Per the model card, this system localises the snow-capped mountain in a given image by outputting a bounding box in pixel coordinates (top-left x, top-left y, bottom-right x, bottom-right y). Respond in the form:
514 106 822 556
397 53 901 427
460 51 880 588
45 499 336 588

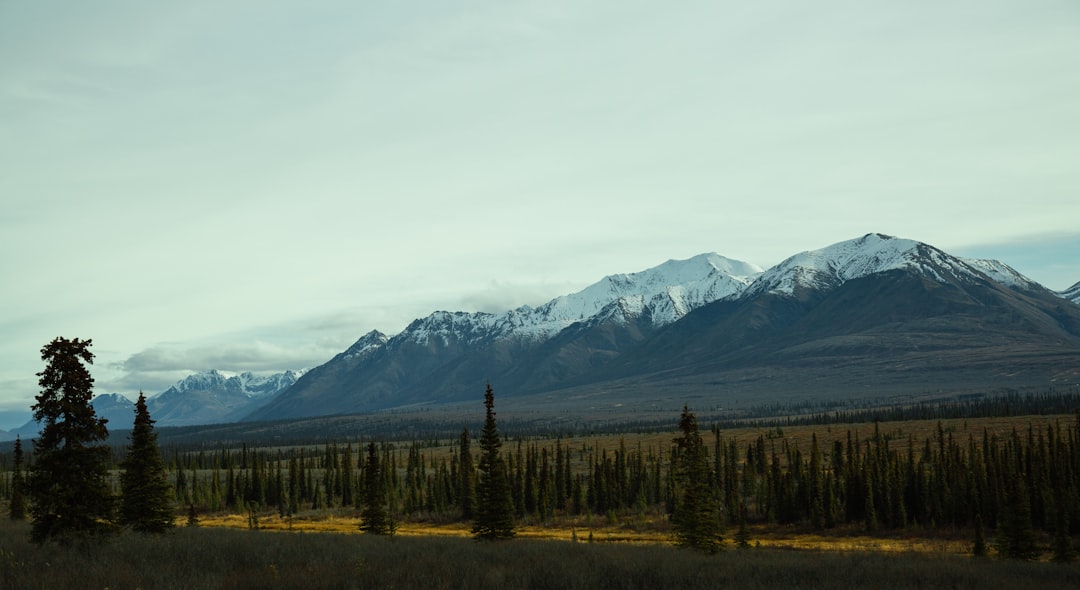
248 232 1080 422
149 369 305 427
5 393 137 440
248 253 762 420
91 393 137 426
395 252 763 347
748 233 1041 298
155 369 304 399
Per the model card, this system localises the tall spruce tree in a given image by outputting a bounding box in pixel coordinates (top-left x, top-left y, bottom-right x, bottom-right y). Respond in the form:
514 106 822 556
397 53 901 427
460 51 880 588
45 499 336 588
119 392 175 533
672 405 724 553
472 384 515 540
360 442 390 534
458 428 475 519
29 337 115 543
8 436 28 520
997 473 1040 560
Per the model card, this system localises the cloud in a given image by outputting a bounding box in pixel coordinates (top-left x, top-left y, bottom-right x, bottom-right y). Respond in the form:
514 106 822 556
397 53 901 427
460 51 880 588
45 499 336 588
458 280 584 314
103 337 342 397
116 340 332 374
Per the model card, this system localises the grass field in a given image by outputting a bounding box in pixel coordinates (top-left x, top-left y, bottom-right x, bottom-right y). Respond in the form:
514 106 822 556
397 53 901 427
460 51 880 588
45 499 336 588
2 519 1078 590
196 512 982 555
4 412 1078 587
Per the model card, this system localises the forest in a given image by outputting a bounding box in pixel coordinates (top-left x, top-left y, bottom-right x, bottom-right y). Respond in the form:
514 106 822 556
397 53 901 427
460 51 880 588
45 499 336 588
3 349 1080 589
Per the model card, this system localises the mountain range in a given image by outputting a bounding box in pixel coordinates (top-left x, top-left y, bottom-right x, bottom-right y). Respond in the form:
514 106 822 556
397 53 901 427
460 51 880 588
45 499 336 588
5 232 1077 439
2 370 303 440
247 233 1080 422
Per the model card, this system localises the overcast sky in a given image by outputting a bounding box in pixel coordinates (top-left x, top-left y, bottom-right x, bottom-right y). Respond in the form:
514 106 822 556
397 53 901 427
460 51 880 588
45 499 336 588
2 1 1079 429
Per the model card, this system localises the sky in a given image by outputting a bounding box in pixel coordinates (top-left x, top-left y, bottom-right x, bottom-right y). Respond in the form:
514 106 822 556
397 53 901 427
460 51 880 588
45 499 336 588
2 0 1079 429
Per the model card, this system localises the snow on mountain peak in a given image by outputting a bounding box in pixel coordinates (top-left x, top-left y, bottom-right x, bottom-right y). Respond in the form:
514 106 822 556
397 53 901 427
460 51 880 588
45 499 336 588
343 330 388 360
385 253 763 350
402 252 764 346
529 253 762 331
161 368 304 399
748 233 1047 297
751 233 957 295
961 258 1041 291
1061 281 1080 304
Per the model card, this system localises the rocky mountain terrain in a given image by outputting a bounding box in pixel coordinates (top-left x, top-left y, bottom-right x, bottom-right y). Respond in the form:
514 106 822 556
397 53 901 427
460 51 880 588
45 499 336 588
247 233 1080 421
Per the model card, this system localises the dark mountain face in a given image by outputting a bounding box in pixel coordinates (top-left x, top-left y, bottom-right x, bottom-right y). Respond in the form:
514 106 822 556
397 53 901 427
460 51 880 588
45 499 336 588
246 235 1080 422
606 268 1080 401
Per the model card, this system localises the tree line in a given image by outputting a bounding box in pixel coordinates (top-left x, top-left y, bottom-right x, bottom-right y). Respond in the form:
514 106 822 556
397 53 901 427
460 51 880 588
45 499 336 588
2 337 1079 559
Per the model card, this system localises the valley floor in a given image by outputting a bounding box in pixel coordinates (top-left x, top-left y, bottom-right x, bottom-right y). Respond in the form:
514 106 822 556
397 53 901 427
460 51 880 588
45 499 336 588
198 512 1003 558
2 519 1078 590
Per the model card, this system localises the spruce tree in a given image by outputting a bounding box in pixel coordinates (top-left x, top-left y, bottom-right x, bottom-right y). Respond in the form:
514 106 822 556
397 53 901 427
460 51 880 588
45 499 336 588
997 474 1040 560
734 504 751 549
973 513 988 557
472 384 515 540
458 428 475 519
360 442 390 534
672 405 723 553
8 436 28 520
1051 497 1075 563
29 337 116 544
119 392 175 533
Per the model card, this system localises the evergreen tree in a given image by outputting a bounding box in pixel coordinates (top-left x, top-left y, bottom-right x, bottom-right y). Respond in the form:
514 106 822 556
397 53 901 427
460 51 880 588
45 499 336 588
360 442 390 534
472 384 515 540
186 503 200 527
8 436 28 520
973 513 988 557
119 392 175 533
1051 497 1075 563
458 428 475 519
997 474 1040 560
672 406 723 553
28 337 116 544
734 504 752 549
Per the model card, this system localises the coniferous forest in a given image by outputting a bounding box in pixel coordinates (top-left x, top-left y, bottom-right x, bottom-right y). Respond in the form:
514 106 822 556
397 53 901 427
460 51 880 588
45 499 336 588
2 354 1080 588
10 405 1067 551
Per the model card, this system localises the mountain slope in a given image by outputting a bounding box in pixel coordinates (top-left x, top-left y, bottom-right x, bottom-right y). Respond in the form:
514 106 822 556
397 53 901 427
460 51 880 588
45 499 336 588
7 393 137 440
602 234 1080 399
247 254 762 420
249 233 1080 421
1062 281 1080 305
148 369 304 426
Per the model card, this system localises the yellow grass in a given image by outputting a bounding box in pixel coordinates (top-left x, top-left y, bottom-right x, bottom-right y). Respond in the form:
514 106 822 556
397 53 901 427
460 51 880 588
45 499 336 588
196 513 977 555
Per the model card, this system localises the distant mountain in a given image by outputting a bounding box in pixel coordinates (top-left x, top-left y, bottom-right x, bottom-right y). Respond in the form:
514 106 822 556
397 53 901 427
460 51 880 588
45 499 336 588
5 393 136 440
91 393 138 428
0 370 304 440
148 369 305 427
246 233 1080 421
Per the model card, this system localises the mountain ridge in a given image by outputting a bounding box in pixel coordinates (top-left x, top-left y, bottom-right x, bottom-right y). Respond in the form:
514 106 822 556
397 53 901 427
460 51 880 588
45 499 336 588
246 252 760 420
248 233 1080 422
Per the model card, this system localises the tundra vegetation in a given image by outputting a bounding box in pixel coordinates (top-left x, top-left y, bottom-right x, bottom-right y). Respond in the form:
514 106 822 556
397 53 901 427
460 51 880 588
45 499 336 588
0 340 1079 586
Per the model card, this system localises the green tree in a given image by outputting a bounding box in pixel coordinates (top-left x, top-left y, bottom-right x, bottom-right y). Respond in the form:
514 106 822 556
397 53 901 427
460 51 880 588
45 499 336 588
672 405 723 553
8 436 28 520
28 337 116 543
360 442 390 534
458 428 475 519
472 384 515 540
973 513 988 557
997 474 1040 560
119 392 175 533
